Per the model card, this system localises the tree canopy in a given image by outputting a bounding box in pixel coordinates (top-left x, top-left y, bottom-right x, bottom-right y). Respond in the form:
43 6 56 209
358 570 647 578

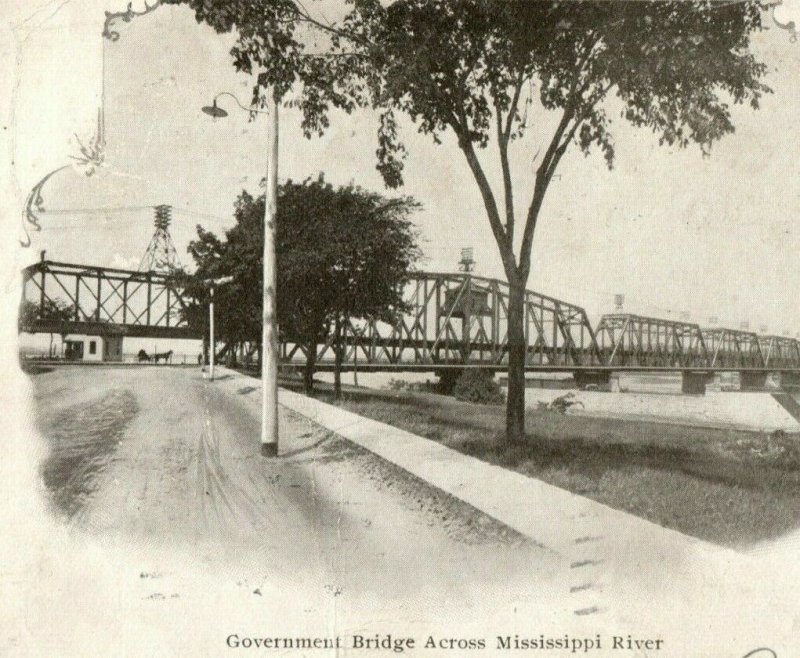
183 176 421 389
19 298 73 327
341 0 769 279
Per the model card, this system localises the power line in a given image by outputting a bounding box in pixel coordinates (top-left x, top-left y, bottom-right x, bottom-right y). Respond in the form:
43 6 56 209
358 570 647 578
171 208 231 225
36 205 233 226
37 205 155 215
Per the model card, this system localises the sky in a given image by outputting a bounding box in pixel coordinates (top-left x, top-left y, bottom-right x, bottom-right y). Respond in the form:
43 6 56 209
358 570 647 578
5 0 800 335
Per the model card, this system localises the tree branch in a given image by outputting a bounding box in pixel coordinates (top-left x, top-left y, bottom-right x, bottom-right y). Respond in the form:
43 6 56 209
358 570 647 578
450 109 516 280
503 69 526 143
495 69 525 245
285 0 372 47
515 36 607 281
517 110 579 280
496 103 515 245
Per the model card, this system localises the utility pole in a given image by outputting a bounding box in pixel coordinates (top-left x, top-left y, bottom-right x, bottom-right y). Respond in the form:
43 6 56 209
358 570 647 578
210 285 216 381
202 91 279 456
261 93 279 456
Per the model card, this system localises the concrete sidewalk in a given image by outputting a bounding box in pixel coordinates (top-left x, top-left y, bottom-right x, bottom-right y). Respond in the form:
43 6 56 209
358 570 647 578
211 368 749 615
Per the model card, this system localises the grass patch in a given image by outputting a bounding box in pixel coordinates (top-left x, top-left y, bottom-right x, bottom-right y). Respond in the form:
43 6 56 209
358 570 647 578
292 380 800 548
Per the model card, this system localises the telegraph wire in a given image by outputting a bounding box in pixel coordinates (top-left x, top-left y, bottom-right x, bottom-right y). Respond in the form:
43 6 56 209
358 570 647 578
36 205 154 215
34 205 233 227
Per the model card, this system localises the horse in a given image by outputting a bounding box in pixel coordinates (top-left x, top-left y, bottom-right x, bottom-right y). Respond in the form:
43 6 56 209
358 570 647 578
153 350 173 364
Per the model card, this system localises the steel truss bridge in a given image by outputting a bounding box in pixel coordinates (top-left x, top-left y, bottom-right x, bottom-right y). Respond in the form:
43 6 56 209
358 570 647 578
20 259 195 340
19 259 800 372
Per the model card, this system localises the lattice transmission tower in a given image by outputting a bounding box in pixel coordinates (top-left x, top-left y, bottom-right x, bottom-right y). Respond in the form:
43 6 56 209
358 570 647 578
139 204 181 272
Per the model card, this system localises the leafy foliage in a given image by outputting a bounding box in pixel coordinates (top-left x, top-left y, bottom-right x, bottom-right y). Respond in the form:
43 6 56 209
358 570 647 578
453 369 504 406
182 176 421 387
340 0 769 280
19 298 73 326
162 0 366 132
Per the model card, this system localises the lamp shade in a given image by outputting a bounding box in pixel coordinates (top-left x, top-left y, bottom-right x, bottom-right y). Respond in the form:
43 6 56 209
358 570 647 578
201 100 228 118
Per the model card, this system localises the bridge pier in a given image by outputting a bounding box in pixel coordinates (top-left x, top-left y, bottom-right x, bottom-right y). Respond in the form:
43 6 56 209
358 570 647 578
738 371 768 391
706 371 800 392
573 371 611 390
706 372 740 392
764 371 800 391
681 371 710 395
781 372 800 390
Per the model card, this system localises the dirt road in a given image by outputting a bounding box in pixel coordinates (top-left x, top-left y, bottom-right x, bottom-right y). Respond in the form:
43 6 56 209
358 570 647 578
19 365 569 655
7 365 800 656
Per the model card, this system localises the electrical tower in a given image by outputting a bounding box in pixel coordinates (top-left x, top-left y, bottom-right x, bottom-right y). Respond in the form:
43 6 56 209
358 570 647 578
139 205 181 272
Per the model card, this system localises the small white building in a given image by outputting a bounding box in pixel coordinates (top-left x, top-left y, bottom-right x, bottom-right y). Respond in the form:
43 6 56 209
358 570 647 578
64 334 124 362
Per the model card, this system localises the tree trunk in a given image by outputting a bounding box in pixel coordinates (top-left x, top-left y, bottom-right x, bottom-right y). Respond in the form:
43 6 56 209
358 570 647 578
333 317 343 399
506 280 527 445
49 333 54 358
303 342 317 394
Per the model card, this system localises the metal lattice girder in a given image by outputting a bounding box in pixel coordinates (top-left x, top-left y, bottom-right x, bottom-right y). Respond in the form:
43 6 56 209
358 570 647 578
294 272 602 368
758 335 800 369
702 328 764 368
596 313 709 367
23 259 800 373
19 259 197 339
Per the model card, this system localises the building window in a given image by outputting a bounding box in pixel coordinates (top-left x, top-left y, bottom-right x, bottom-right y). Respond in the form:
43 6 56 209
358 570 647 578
89 340 97 355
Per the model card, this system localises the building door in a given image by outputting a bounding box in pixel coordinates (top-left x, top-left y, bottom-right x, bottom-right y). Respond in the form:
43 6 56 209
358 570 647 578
65 341 84 361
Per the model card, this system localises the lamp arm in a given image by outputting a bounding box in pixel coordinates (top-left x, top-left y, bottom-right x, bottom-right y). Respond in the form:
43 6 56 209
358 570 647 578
214 92 271 116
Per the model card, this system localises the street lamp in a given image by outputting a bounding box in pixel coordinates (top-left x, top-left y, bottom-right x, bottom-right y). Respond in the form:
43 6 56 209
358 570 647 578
202 91 279 457
206 275 234 382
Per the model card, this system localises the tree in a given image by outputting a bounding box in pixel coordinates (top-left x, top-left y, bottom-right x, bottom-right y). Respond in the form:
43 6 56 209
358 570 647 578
19 298 74 357
344 0 770 444
171 0 769 444
184 177 421 393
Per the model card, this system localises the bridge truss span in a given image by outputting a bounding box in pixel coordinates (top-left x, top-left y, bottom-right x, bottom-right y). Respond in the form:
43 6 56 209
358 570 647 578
286 272 603 369
758 335 800 369
19 259 800 372
702 328 764 368
596 314 708 368
19 259 198 339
